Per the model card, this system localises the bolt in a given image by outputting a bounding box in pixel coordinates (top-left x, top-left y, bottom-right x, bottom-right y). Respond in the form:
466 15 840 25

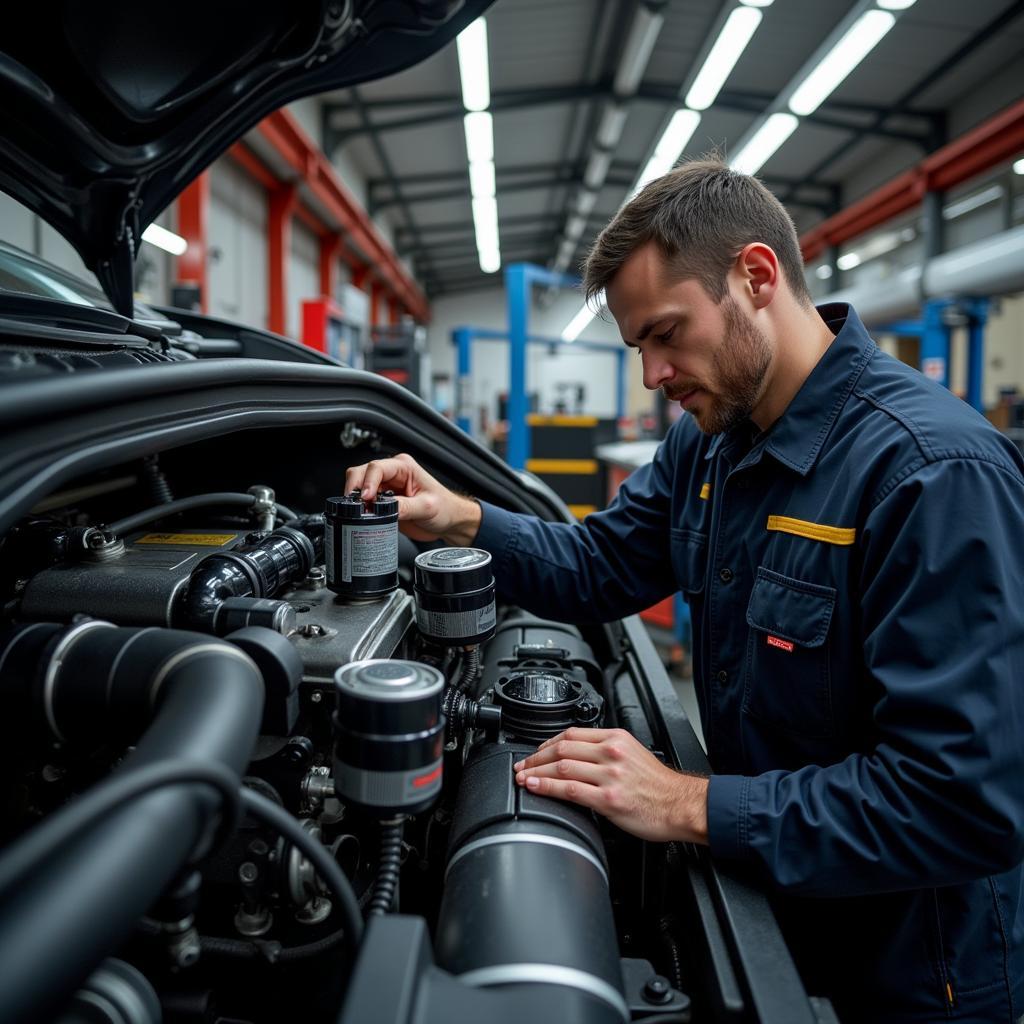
310 691 323 704
298 623 327 638
238 862 259 884
642 976 672 1005
41 764 65 783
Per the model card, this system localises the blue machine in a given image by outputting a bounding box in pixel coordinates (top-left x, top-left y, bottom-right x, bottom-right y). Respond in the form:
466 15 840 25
452 262 627 471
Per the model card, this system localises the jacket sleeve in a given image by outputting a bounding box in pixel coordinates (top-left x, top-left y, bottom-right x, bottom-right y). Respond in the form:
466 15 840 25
471 418 698 623
707 455 1024 896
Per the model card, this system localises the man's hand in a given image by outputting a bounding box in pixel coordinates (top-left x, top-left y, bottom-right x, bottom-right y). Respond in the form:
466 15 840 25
344 453 481 544
513 727 709 844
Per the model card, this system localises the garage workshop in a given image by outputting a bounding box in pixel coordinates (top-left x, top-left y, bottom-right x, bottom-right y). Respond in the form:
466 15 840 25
1 2 1023 1022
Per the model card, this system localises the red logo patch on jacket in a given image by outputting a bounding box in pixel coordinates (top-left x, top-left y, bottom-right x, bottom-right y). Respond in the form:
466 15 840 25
766 635 795 653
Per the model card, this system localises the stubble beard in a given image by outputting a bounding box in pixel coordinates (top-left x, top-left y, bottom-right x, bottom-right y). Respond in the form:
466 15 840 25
667 296 772 435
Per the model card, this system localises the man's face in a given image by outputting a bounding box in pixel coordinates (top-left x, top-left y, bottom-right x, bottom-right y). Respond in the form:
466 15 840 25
606 242 773 435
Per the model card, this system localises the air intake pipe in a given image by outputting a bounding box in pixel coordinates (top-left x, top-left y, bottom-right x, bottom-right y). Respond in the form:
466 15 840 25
0 621 264 1024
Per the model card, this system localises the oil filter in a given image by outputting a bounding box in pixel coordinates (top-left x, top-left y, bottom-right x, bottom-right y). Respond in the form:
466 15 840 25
333 659 445 815
324 491 398 599
413 548 496 646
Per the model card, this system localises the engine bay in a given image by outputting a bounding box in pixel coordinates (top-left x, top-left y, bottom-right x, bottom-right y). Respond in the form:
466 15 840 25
0 421 819 1024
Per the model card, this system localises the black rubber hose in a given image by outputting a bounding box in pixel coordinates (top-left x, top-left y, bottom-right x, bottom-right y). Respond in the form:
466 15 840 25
368 819 404 917
199 926 349 963
241 787 364 956
108 492 297 536
0 625 263 1024
455 646 481 695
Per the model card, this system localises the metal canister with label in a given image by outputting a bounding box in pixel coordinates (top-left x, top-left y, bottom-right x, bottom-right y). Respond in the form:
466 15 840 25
413 547 496 647
324 490 399 600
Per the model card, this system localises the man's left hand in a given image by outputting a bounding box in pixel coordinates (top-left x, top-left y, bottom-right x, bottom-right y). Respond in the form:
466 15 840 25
513 727 709 844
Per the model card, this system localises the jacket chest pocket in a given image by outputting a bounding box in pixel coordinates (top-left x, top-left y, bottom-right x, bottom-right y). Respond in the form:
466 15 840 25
743 567 837 739
669 528 708 598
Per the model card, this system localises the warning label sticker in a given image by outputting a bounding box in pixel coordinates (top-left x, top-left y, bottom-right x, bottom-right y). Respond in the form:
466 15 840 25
135 533 236 546
417 601 495 639
340 523 398 581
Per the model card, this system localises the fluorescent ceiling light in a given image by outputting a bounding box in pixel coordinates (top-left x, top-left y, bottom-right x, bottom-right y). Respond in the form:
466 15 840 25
685 6 763 111
576 189 598 216
740 0 774 6
877 0 915 9
565 215 586 240
142 223 188 256
469 160 495 198
472 195 499 253
597 106 629 149
463 112 493 163
456 18 490 112
1012 157 1024 175
631 109 702 197
729 112 798 175
836 252 861 271
584 150 613 190
478 247 501 274
788 10 895 116
557 239 577 266
942 184 1004 221
614 5 664 95
815 264 833 279
561 291 605 343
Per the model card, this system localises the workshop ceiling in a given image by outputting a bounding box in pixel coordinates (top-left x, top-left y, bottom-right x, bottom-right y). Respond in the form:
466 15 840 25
321 0 1024 298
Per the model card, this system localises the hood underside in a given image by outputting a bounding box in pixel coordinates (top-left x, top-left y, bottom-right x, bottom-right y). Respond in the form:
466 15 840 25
0 0 489 316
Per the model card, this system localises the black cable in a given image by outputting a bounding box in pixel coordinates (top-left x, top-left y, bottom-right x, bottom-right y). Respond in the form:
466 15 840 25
0 760 241 894
199 926 348 963
240 788 363 955
455 646 480 695
368 819 404 917
108 492 297 537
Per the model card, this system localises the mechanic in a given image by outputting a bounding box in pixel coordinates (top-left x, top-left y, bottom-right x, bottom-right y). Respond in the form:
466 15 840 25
345 159 1024 1023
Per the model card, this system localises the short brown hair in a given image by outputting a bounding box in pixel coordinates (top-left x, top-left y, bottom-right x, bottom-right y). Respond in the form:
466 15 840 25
583 157 812 307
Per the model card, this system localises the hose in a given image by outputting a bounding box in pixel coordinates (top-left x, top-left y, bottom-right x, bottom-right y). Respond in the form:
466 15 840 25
109 492 297 537
658 913 686 992
199 927 348 963
368 818 404 917
455 645 481 695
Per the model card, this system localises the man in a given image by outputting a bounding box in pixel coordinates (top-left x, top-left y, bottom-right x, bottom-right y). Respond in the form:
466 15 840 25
346 159 1024 1022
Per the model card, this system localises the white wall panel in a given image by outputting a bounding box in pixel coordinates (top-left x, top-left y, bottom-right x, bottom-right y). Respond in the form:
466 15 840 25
209 158 267 329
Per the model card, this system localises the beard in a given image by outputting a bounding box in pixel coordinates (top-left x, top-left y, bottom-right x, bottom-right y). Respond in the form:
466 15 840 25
664 296 772 435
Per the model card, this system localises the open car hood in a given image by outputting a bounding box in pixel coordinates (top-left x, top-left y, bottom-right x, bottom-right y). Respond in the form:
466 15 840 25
0 0 488 316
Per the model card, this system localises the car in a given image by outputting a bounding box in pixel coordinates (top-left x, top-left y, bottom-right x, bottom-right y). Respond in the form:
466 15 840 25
0 5 833 1023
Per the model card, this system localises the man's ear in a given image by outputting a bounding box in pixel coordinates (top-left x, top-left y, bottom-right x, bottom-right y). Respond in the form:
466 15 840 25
732 243 779 310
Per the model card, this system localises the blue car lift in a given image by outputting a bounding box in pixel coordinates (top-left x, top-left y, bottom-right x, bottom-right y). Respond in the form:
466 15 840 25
877 296 989 410
452 262 628 470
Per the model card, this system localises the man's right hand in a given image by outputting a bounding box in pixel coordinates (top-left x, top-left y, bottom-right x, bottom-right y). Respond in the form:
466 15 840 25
343 453 481 545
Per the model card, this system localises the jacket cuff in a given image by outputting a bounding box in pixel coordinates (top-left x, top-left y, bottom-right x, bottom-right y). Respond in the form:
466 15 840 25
471 500 518 573
706 774 751 861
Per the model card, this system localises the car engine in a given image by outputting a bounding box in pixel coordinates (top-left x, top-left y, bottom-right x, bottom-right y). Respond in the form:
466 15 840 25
0 427 823 1024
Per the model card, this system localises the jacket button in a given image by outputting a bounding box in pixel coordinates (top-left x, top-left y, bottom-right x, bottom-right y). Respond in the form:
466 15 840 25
719 567 733 582
716 670 728 683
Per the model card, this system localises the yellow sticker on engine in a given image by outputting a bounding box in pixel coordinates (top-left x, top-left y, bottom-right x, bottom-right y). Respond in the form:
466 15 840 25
134 533 237 546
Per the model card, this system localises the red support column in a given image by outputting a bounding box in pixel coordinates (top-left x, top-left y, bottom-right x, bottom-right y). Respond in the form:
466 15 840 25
370 281 385 327
268 185 297 336
352 265 370 291
319 233 343 299
388 297 401 325
175 172 210 312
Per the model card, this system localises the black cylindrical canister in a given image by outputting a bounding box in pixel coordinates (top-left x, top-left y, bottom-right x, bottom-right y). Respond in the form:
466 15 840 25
333 659 445 816
413 548 496 646
324 491 398 599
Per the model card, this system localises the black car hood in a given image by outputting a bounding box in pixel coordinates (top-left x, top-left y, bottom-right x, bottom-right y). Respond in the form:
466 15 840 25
0 1 488 317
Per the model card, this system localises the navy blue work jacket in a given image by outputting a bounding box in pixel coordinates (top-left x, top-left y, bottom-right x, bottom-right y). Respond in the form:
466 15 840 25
474 304 1024 1022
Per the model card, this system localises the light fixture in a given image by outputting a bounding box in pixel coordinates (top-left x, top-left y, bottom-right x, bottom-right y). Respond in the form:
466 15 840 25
877 0 915 9
596 105 629 149
942 184 1004 221
631 109 703 197
685 6 763 111
836 252 862 271
815 264 833 279
740 0 774 6
469 160 496 198
143 223 188 256
1013 157 1024 175
788 10 895 116
478 247 501 274
576 189 598 216
463 112 493 163
472 196 499 254
456 18 490 112
584 150 614 190
565 215 586 240
561 290 606 343
613 5 665 95
729 112 798 175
